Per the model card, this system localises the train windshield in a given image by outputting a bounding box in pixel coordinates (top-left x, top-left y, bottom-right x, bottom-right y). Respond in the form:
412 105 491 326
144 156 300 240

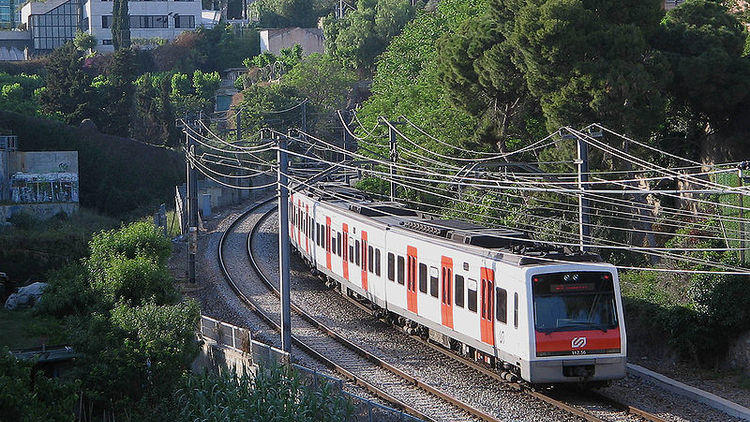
532 272 618 333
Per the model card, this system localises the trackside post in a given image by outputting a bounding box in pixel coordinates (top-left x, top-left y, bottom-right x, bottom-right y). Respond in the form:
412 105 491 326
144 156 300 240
277 133 292 353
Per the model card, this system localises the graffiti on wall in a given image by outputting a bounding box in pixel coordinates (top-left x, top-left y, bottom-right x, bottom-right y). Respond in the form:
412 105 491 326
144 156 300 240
10 172 79 204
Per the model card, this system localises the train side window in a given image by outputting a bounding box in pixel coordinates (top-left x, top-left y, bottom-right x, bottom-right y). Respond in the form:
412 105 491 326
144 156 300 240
387 253 395 281
375 249 381 276
418 263 427 293
368 246 374 273
429 267 439 298
349 240 354 263
455 275 464 308
513 292 518 328
337 233 342 257
496 287 507 323
316 224 321 246
467 278 477 312
355 240 360 265
397 256 405 285
331 231 336 254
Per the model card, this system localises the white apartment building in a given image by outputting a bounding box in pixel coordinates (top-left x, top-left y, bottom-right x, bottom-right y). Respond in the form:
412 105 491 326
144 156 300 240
20 0 205 53
86 0 202 51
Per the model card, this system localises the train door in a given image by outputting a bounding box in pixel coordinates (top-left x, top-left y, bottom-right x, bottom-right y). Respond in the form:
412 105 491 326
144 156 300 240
441 256 454 329
480 267 495 345
325 217 331 270
342 223 349 280
406 246 418 313
305 205 309 254
361 231 368 291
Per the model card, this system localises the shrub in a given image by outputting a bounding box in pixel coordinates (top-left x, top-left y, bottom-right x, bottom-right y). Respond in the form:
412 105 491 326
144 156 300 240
0 346 78 421
88 221 172 272
172 365 353 422
91 257 177 307
35 264 95 317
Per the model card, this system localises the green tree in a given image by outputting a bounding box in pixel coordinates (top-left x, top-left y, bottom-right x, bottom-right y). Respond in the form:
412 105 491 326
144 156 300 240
653 0 750 161
322 0 417 74
100 48 137 135
437 12 533 152
282 53 356 112
510 0 667 138
112 0 131 50
74 30 97 51
40 42 94 124
252 0 329 27
91 256 177 307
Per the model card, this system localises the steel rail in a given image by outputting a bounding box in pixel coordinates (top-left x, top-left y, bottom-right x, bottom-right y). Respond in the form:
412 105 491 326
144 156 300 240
247 204 510 422
218 198 434 422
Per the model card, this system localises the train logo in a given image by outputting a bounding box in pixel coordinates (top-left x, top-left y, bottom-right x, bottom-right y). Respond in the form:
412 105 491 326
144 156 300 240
571 337 587 348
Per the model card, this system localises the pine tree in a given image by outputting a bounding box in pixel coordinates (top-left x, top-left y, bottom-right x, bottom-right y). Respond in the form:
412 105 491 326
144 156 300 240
40 42 94 124
112 0 131 50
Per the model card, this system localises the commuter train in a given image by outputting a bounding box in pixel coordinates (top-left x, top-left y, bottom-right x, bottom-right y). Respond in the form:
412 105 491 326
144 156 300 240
286 184 627 385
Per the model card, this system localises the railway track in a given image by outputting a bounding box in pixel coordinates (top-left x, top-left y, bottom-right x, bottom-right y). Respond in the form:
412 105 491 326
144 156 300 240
219 198 670 422
219 198 484 421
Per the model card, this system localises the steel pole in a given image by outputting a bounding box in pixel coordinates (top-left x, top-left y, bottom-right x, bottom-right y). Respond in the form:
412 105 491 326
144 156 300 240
277 134 292 353
577 136 591 252
389 125 397 201
186 128 197 283
739 169 745 264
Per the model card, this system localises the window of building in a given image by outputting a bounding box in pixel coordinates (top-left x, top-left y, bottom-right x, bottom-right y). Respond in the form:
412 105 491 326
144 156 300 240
174 14 194 28
102 39 112 45
429 266 438 298
397 256 405 285
418 263 427 293
101 15 112 28
495 287 507 323
30 0 82 51
455 275 464 308
467 278 477 312
129 15 168 29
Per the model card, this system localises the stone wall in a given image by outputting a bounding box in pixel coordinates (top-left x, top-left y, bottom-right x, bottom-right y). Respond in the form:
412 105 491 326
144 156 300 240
0 202 78 221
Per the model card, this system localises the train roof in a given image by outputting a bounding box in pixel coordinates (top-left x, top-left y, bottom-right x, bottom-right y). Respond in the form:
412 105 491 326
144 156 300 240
301 183 602 267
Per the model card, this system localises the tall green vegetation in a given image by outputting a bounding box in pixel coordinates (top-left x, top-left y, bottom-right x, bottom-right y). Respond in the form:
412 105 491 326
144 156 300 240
252 0 334 27
356 0 489 154
323 0 419 74
36 221 200 418
40 43 94 124
111 0 131 50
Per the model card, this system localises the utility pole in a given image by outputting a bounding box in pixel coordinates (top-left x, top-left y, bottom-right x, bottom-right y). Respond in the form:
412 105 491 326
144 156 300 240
339 0 344 18
276 133 292 353
738 162 749 264
342 110 350 184
186 124 198 283
389 124 398 202
301 101 307 136
576 134 591 252
235 108 242 140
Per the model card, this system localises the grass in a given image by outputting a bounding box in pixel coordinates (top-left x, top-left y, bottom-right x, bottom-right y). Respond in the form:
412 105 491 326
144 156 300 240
0 308 69 350
137 208 182 238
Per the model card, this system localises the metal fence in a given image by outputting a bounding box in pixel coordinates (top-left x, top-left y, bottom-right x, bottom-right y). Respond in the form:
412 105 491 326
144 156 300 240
198 315 423 422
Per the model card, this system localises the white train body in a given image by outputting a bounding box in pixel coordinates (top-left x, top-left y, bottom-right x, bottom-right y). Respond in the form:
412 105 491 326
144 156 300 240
287 186 627 384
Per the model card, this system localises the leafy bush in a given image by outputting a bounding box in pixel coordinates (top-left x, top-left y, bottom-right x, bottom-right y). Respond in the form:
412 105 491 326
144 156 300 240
91 257 177 307
621 265 750 366
172 366 353 422
35 264 95 317
0 209 116 281
0 347 78 421
88 221 172 272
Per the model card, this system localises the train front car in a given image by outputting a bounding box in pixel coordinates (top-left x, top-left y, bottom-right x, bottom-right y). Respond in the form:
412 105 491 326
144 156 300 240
525 265 627 385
